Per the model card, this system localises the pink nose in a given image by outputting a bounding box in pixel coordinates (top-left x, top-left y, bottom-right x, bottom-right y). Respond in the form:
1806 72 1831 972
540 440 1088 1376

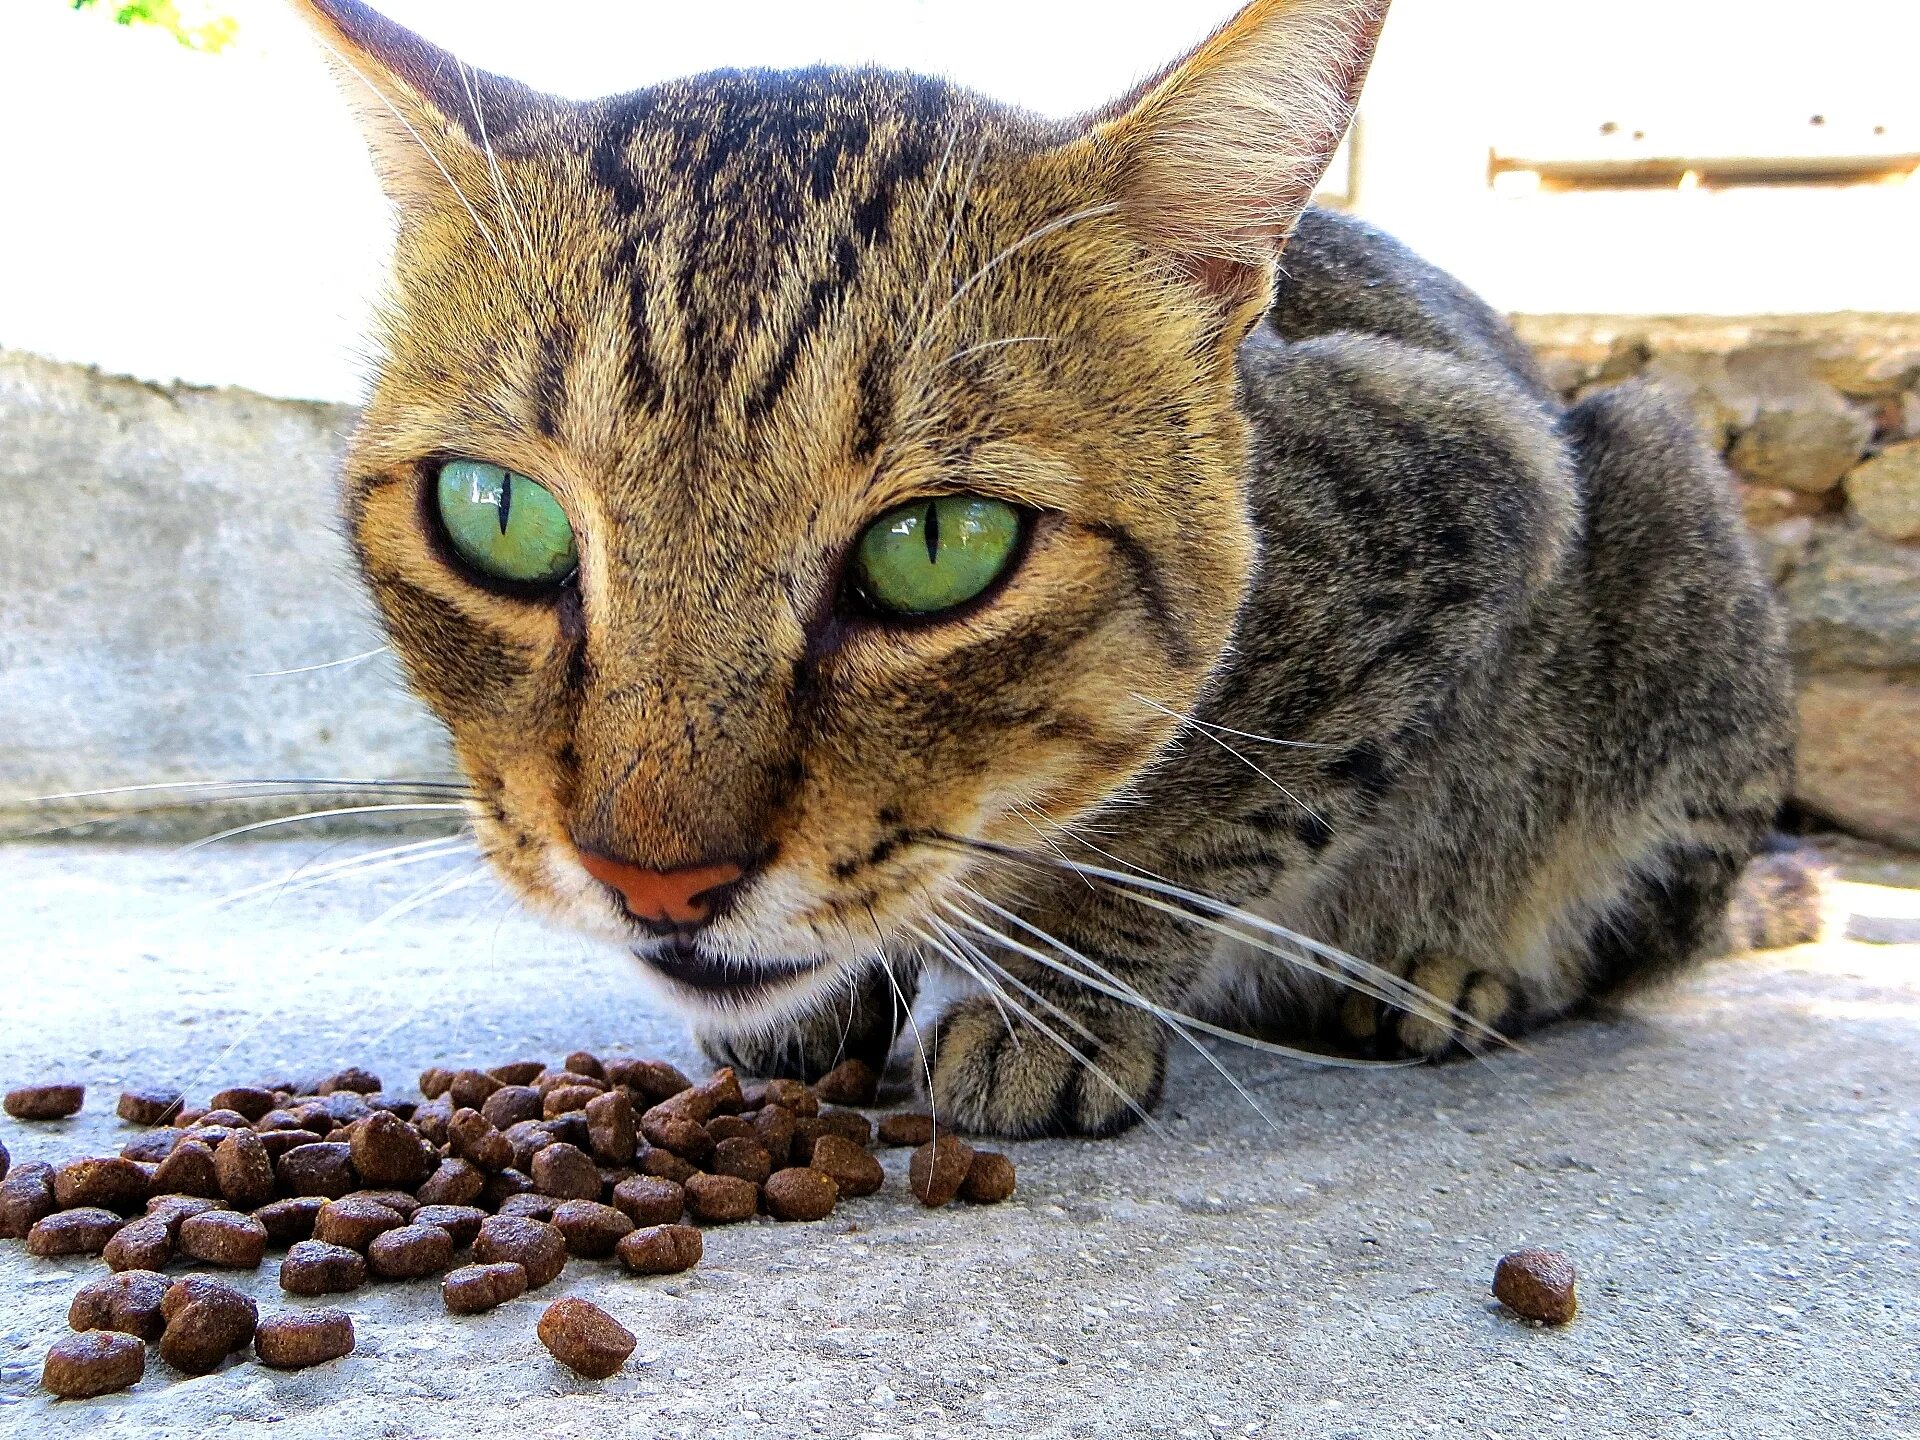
578 851 745 927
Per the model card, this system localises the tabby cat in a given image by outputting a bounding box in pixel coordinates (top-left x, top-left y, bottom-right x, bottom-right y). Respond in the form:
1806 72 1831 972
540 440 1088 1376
292 0 1814 1136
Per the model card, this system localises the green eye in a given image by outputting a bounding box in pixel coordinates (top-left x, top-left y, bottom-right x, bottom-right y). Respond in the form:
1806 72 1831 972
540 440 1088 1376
435 459 578 588
852 495 1024 617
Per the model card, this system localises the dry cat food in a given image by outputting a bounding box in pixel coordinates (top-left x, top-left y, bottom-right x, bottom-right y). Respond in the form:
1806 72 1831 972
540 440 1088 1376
1493 1247 1579 1325
2 1050 1015 1397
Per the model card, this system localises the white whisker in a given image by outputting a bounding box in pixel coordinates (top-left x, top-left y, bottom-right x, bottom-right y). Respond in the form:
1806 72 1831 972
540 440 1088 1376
245 646 390 679
1127 691 1335 749
1131 692 1328 827
178 803 473 853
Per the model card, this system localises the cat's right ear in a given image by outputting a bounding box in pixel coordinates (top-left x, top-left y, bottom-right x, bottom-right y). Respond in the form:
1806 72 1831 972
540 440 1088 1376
288 0 547 212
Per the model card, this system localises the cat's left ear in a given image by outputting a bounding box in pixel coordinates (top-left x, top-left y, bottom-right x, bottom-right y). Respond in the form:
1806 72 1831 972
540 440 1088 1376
288 0 549 212
1085 0 1390 335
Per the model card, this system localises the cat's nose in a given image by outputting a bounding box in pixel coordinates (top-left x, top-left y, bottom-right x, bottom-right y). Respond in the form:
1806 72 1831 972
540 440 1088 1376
577 849 746 930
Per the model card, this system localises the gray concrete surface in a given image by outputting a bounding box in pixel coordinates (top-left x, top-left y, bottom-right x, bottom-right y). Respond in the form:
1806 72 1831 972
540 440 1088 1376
0 841 1915 1438
0 348 448 837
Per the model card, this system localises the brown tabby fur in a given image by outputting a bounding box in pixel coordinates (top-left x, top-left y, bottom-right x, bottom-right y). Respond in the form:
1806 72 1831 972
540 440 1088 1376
294 0 1815 1137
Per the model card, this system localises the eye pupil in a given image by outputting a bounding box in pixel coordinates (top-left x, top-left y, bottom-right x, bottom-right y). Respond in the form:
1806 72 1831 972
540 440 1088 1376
852 494 1023 618
435 459 577 590
497 476 513 535
923 499 939 564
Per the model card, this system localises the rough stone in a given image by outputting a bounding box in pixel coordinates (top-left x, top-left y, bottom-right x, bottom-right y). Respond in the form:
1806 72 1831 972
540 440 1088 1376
1784 525 1920 671
1845 441 1920 542
1796 675 1920 847
1729 403 1873 493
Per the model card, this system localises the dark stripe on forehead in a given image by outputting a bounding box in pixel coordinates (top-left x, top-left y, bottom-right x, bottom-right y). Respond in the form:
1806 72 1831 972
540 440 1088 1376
747 233 861 425
528 322 573 439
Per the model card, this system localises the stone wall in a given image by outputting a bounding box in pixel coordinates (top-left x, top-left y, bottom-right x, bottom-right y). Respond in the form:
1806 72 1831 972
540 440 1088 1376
1514 315 1920 846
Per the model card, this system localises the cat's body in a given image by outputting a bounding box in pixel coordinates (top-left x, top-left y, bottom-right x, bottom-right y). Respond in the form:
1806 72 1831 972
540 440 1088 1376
293 0 1814 1138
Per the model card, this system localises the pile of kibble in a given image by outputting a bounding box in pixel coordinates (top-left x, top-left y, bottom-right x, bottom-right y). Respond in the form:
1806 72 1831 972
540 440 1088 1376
0 1053 1014 1394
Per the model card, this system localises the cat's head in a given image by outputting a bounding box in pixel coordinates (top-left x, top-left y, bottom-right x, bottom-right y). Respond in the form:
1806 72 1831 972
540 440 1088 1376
295 0 1385 1027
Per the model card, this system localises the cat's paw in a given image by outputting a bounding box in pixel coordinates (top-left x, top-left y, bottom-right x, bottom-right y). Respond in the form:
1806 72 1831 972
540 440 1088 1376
927 997 1165 1137
696 966 912 1082
1337 956 1515 1060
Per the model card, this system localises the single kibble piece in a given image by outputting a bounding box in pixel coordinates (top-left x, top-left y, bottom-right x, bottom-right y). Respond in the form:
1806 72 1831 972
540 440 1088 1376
118 1087 184 1126
27 1208 124 1257
418 1066 456 1099
351 1110 434 1190
607 1058 692 1105
584 1090 637 1164
562 1050 606 1081
103 1214 174 1272
275 1141 357 1199
763 1167 838 1222
705 1114 755 1143
876 1113 938 1148
5 1083 84 1121
179 1210 268 1269
1493 1248 1579 1325
472 1215 567 1289
537 1297 636 1380
54 1156 150 1215
193 1110 252 1132
255 1308 355 1370
807 1134 886 1198
611 1175 685 1228
498 1192 559 1221
152 1139 222 1200
551 1200 635 1258
367 1223 455 1279
411 1099 454 1146
443 1261 527 1314
711 1136 774 1186
615 1223 703 1276
532 1142 602 1201
120 1129 181 1164
640 1106 715 1164
412 1203 489 1249
812 1058 880 1106
280 1240 368 1296
638 1148 698 1185
255 1196 328 1246
959 1151 1017 1205
683 1172 759 1225
0 1163 58 1239
543 1084 603 1120
817 1106 873 1147
759 1079 819 1118
480 1084 543 1131
446 1068 502 1111
908 1137 975 1209
145 1194 223 1230
257 1128 324 1163
482 1168 538 1210
751 1106 797 1165
448 1110 513 1172
213 1131 278 1209
488 1060 546 1087
344 1187 420 1219
42 1331 144 1399
315 1067 382 1096
209 1086 277 1122
418 1158 487 1208
70 1270 171 1341
536 1069 607 1100
159 1276 258 1374
313 1197 405 1252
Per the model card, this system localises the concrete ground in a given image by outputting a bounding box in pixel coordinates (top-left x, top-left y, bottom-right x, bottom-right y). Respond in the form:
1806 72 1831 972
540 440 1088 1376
0 840 1915 1439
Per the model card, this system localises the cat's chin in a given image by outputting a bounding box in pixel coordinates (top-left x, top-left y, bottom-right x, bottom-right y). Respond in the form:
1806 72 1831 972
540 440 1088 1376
632 939 831 1009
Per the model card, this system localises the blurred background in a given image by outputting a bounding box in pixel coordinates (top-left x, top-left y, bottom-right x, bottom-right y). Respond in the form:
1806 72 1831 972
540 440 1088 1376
2 0 1917 850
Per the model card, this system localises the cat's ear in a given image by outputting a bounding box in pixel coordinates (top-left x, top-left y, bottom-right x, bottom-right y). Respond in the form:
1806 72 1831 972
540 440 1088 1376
288 0 547 211
1086 0 1389 321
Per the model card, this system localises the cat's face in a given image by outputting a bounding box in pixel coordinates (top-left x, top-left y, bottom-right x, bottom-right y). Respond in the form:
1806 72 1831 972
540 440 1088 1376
301 0 1374 1030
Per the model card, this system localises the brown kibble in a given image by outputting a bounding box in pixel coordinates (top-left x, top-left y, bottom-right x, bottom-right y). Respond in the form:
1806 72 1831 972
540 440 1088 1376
762 1167 838 1222
367 1223 454 1279
497 1192 559 1221
145 1194 223 1230
350 1110 433 1190
960 1150 1017 1204
808 1134 885 1198
256 1128 323 1163
54 1156 150 1215
908 1136 975 1208
606 1058 692 1104
120 1129 182 1164
487 1060 546 1087
448 1109 513 1172
711 1135 774 1186
213 1131 277 1209
411 1098 454 1145
473 1215 567 1289
876 1112 938 1148
5 1083 84 1121
692 1067 746 1117
759 1079 819 1118
255 1308 355 1369
443 1261 527 1314
344 1187 420 1218
751 1105 797 1165
551 1199 635 1258
312 1196 405 1252
790 1117 830 1164
279 1240 367 1296
611 1175 685 1227
1493 1247 1579 1325
543 1084 604 1119
812 1058 880 1106
276 1141 356 1199
412 1203 488 1248
683 1172 759 1225
159 1276 258 1374
118 1087 184 1126
531 1141 602 1201
642 1104 717 1164
0 1163 57 1239
584 1090 637 1164
418 1157 486 1207
208 1086 277 1122
503 1119 558 1171
705 1114 755 1143
179 1210 268 1268
255 1196 327 1246
418 1066 456 1099
817 1106 873 1146
152 1138 223 1199
638 1147 698 1184
480 1084 542 1131
614 1222 702 1275
27 1207 124 1257
481 1168 537 1210
562 1050 606 1080
537 1297 636 1380
70 1270 171 1341
535 1069 607 1101
103 1214 174 1271
315 1067 382 1096
42 1330 144 1399
192 1110 251 1132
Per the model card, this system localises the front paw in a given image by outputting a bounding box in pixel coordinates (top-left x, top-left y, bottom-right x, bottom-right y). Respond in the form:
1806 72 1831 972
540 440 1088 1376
928 997 1166 1138
697 965 912 1082
1336 955 1516 1060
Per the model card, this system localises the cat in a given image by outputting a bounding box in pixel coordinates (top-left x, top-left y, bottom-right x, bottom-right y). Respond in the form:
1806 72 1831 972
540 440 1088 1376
291 0 1818 1137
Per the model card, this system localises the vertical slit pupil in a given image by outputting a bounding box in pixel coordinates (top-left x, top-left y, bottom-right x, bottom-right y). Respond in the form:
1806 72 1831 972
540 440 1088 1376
923 500 939 565
497 472 513 535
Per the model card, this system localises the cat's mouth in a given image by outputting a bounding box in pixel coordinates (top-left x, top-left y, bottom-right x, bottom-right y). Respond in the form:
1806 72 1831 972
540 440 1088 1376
638 939 828 1000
